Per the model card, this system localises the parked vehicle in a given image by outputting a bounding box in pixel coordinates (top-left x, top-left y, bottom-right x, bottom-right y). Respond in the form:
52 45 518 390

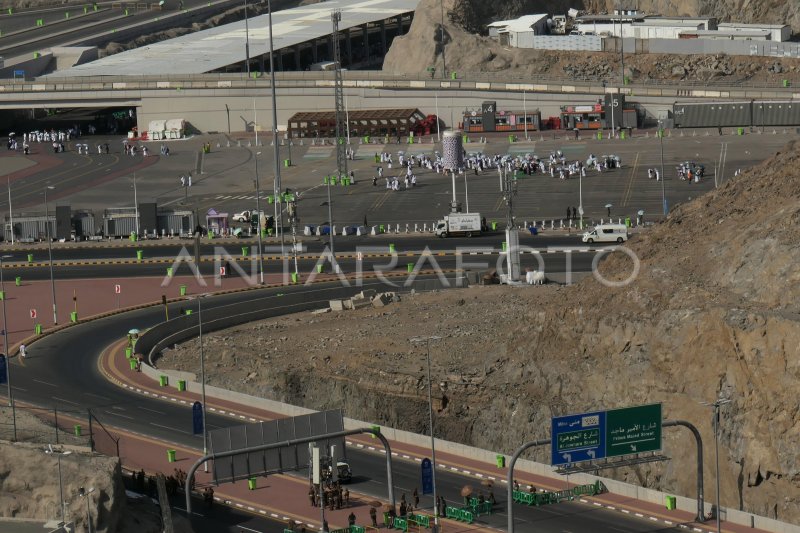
582 223 628 244
232 210 251 223
435 213 482 238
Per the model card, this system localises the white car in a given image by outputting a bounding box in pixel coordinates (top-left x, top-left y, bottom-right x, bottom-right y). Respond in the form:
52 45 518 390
232 210 251 223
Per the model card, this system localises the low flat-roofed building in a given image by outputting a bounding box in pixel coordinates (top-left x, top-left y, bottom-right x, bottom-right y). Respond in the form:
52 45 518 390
679 29 771 40
718 22 791 42
487 14 549 46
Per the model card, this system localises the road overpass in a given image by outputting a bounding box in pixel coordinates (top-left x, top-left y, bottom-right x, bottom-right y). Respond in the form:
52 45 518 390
2 71 799 133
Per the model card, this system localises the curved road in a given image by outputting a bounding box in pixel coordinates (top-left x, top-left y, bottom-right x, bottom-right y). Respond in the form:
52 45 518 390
11 276 684 532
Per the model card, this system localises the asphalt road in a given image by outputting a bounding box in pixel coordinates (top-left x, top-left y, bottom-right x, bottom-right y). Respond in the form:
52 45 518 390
5 233 590 261
13 280 684 532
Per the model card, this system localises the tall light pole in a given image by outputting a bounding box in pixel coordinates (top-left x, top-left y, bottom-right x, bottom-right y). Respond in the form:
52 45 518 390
45 447 71 525
410 336 442 532
79 486 95 533
1 255 14 416
253 103 265 285
578 169 584 229
439 0 446 79
462 169 469 212
44 186 57 325
197 295 209 472
658 120 667 216
7 177 14 245
243 0 250 75
132 172 139 237
702 397 730 533
267 0 286 258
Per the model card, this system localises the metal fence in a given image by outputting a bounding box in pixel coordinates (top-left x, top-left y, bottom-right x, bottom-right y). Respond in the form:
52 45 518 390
0 405 91 447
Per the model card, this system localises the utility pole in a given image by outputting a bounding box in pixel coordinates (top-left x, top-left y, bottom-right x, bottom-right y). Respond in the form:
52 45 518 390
267 0 285 258
329 8 346 271
439 0 447 78
501 168 520 282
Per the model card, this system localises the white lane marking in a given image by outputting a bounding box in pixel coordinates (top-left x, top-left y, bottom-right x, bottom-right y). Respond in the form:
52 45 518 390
150 422 191 435
236 526 261 532
84 392 111 400
139 406 167 415
52 396 80 406
105 410 134 420
11 386 27 392
33 379 58 387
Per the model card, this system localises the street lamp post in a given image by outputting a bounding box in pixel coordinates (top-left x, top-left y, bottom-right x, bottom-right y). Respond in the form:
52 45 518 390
7 177 14 245
578 170 584 230
79 486 95 533
44 186 57 325
45 447 71 525
267 0 286 258
410 336 442 531
132 172 139 237
243 0 250 75
1 254 16 441
702 397 730 533
658 120 667 216
462 170 469 213
196 295 209 472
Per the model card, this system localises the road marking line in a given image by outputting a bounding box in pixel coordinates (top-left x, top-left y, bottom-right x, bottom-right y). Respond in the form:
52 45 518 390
33 379 57 387
635 513 644 517
606 505 615 510
52 396 80 406
150 422 191 435
649 517 658 521
105 410 134 420
139 406 167 415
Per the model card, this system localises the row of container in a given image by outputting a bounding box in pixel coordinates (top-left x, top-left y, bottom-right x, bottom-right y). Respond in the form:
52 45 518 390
4 207 196 241
672 100 800 128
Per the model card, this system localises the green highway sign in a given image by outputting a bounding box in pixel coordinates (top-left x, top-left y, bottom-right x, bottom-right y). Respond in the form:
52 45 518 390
605 403 662 457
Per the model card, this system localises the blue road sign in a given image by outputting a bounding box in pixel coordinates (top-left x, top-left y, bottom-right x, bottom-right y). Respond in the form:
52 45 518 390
551 410 606 466
192 401 203 435
0 354 6 385
421 458 433 495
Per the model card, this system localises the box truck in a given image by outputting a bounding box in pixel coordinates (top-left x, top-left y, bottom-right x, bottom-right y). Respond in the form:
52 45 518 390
435 213 482 238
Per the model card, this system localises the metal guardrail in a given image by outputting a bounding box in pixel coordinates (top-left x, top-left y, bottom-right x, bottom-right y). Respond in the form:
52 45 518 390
1 69 799 94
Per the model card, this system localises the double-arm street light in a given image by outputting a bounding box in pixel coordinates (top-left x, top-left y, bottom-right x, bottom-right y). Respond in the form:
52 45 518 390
702 396 731 533
190 294 210 472
45 446 71 525
79 486 96 533
1 254 16 440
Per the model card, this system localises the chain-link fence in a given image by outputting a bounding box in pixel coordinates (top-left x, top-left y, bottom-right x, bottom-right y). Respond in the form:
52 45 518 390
0 405 120 458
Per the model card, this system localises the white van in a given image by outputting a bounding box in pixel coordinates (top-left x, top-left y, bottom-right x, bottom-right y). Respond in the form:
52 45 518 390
582 223 628 244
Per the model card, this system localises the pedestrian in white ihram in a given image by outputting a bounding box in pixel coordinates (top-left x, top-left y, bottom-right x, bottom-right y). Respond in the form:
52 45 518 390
19 344 26 359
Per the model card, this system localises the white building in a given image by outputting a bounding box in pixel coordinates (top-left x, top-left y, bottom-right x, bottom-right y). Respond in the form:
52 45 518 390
575 15 716 39
679 29 771 41
487 14 549 46
717 22 791 42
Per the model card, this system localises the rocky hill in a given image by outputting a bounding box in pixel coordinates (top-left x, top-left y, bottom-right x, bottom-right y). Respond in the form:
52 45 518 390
384 0 800 81
160 141 800 524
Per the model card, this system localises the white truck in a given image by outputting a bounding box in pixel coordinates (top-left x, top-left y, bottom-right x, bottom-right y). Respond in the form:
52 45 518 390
582 223 628 244
435 213 482 238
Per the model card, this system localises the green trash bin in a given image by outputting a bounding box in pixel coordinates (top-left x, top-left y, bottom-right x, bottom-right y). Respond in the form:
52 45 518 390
620 130 627 140
34 323 42 335
450 71 457 80
783 79 790 88
126 346 132 357
177 380 186 392
242 246 249 257
74 424 82 437
317 264 324 274
167 449 176 462
495 454 506 468
291 272 299 284
268 195 274 204
248 477 257 490
665 495 676 510
130 231 137 242
159 375 168 387
407 263 414 273
597 131 603 140
167 267 173 278
284 159 291 167
27 254 33 263
129 359 137 370
179 285 187 296
70 311 78 323
462 134 468 144
136 249 143 262
491 221 497 231
502 242 507 252
185 309 192 315
265 229 272 237
737 127 744 136
207 230 213 239
330 176 337 186
379 224 385 233
0 290 5 301
323 176 329 185
389 243 395 253
15 276 20 286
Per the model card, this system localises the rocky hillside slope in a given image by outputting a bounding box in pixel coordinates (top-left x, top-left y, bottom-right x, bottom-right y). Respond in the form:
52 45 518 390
384 0 800 81
160 141 800 524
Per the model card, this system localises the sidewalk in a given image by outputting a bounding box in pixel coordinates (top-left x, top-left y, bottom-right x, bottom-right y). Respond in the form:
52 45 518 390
100 338 769 533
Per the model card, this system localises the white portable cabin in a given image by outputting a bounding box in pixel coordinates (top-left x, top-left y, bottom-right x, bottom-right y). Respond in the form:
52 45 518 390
165 118 186 139
147 120 167 140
